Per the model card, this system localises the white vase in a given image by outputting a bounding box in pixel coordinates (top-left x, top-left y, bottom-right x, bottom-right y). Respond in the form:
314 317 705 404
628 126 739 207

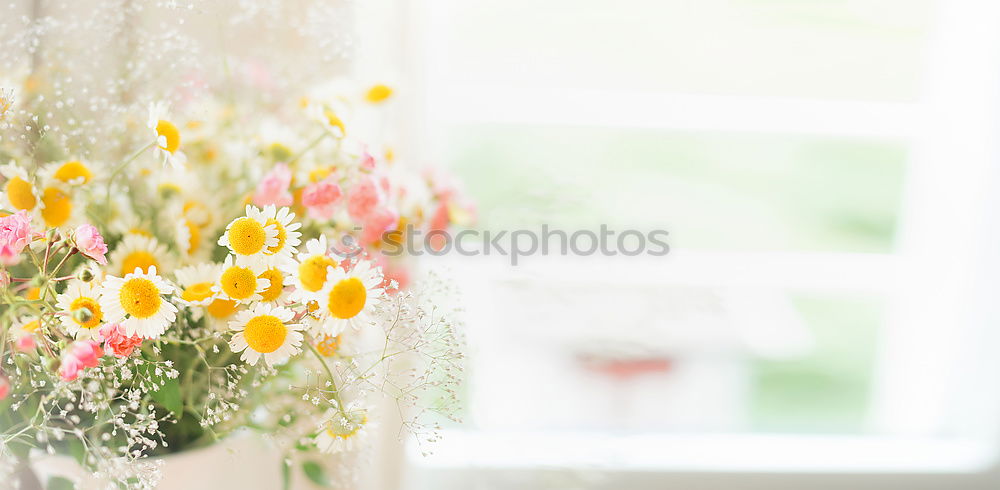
30 432 283 489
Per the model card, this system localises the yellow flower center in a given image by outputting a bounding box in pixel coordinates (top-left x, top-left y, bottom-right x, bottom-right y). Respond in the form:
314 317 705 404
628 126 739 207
227 218 267 255
128 228 153 238
324 109 346 136
267 142 293 162
365 84 393 103
221 266 257 300
316 334 341 356
207 298 237 319
243 315 287 354
156 119 181 154
53 161 93 184
183 200 211 227
119 278 161 319
158 183 181 195
120 251 159 276
259 268 284 302
23 320 40 332
25 287 40 300
308 166 333 183
70 296 103 329
5 176 35 210
183 219 200 255
327 277 366 319
298 255 337 292
40 187 72 227
265 218 286 255
181 282 214 303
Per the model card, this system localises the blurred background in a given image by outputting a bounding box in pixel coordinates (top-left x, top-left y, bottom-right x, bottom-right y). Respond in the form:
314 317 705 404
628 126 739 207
6 0 1000 488
365 0 1000 488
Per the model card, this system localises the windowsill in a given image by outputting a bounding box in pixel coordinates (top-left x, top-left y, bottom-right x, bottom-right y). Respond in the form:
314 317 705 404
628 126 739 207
408 430 998 474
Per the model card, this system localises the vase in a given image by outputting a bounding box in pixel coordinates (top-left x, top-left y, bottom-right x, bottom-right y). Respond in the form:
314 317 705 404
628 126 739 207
30 432 283 489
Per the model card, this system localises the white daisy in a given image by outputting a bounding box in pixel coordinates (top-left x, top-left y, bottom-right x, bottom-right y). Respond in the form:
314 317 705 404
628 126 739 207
100 266 178 339
281 235 340 302
36 182 79 229
179 192 222 232
228 303 303 366
10 315 41 342
107 234 172 277
217 205 280 265
315 259 384 334
308 100 350 139
257 266 289 304
314 406 368 454
147 101 187 169
259 205 302 262
174 215 207 262
212 254 269 305
44 160 96 187
173 263 221 307
1 161 38 213
55 279 104 340
203 296 243 331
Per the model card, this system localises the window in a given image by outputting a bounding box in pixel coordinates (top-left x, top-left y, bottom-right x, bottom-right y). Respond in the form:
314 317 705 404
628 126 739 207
382 1 1000 488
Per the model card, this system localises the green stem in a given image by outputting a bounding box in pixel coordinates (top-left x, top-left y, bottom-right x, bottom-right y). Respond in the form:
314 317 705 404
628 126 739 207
287 133 326 165
304 340 347 415
104 140 155 217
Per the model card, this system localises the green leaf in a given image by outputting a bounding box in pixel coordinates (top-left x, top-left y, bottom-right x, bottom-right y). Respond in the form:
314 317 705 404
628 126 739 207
150 376 183 420
67 438 87 466
302 461 329 487
281 458 292 490
47 476 75 490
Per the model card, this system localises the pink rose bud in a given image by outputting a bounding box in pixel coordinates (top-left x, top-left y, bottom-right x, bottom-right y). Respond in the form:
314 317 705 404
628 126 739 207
73 224 108 265
0 374 9 401
0 210 34 266
100 323 143 358
361 206 399 246
59 341 104 381
301 178 343 221
360 150 376 170
15 334 35 353
347 175 382 221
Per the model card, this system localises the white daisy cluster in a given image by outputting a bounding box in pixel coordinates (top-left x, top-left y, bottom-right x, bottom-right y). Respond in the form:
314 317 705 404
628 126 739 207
0 1 469 485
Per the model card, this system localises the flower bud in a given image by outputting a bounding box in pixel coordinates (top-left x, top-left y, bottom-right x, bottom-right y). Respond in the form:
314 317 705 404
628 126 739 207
78 268 94 282
71 307 94 324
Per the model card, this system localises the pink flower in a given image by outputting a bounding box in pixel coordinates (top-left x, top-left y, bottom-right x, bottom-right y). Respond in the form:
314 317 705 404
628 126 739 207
301 178 343 221
253 163 294 207
59 341 104 382
0 210 34 265
360 206 399 246
375 255 410 292
0 374 9 401
347 175 382 221
360 150 376 170
73 224 108 265
100 323 143 358
427 201 452 252
15 334 35 353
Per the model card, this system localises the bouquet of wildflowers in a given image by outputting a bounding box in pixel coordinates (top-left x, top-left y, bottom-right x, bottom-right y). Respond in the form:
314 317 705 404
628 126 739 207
0 75 468 488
